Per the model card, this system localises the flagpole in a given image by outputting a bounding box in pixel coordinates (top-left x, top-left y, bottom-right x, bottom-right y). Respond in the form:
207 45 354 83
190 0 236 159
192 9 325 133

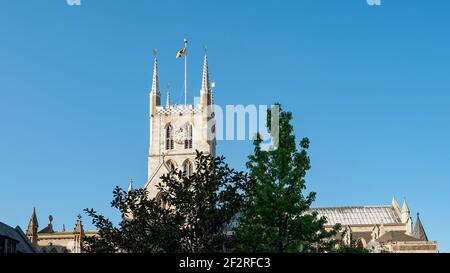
184 38 188 105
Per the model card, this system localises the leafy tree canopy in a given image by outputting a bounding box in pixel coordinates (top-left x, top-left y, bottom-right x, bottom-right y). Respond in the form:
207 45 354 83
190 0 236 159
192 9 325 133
83 151 253 253
234 104 340 253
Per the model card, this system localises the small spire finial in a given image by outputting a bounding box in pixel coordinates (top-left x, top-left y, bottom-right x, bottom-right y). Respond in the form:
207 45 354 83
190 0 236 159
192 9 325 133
201 53 210 94
74 214 84 234
153 48 158 58
128 178 134 192
31 207 38 222
27 207 39 237
401 196 411 224
402 197 410 212
49 215 53 224
151 53 160 95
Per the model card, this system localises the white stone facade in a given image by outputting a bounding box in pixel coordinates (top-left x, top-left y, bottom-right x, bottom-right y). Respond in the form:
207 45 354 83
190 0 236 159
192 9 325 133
144 54 216 199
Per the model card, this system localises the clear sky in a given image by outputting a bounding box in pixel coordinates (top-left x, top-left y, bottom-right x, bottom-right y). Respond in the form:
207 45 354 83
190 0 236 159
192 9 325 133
0 0 449 252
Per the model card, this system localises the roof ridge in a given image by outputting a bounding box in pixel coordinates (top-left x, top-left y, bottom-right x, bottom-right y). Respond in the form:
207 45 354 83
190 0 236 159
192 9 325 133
310 205 400 225
15 226 38 253
311 205 391 210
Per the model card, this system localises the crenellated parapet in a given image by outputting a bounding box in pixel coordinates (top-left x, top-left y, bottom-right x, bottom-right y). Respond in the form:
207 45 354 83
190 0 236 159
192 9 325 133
155 104 204 116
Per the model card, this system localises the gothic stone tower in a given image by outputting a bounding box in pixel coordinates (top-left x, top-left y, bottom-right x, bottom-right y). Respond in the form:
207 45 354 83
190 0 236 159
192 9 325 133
144 53 216 199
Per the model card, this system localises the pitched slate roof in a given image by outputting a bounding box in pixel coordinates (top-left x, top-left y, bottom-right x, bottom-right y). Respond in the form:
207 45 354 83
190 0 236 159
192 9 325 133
351 232 373 243
335 230 373 243
310 206 401 226
0 221 37 253
413 213 428 241
377 231 420 243
38 215 55 233
38 224 55 234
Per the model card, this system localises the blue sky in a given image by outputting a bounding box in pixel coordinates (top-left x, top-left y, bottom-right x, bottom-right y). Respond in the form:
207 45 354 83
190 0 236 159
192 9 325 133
0 0 449 252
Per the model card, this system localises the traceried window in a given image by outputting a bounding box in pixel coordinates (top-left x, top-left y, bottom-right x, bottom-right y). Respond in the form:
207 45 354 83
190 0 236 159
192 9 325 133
166 160 176 172
183 160 193 177
165 124 174 150
184 123 193 149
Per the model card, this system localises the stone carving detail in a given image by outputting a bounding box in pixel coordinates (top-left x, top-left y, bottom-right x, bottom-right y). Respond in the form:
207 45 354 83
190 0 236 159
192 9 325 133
173 128 186 144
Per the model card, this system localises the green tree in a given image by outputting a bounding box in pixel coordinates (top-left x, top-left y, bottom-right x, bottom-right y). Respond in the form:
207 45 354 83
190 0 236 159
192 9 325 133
335 241 369 253
83 151 253 253
83 187 181 253
234 104 340 253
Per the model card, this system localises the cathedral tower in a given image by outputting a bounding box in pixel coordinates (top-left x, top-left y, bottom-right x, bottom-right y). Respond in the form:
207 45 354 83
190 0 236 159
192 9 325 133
144 51 216 199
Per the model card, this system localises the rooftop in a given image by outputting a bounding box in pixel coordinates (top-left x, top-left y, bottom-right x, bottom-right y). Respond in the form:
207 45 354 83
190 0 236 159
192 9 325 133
0 221 37 253
378 231 420 243
310 206 401 226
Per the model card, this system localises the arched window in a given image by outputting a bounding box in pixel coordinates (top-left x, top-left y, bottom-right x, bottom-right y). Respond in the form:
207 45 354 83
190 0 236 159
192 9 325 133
156 191 168 209
165 124 174 150
184 123 193 149
183 160 193 177
166 160 176 172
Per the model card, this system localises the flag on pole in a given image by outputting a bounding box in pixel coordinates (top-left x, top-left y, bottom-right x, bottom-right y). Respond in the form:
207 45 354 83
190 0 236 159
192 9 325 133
177 38 188 105
176 47 186 59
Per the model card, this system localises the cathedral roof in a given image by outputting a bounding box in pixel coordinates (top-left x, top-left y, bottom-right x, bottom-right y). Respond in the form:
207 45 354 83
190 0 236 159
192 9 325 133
38 225 55 234
38 215 55 234
311 206 401 226
335 230 372 243
377 231 420 243
413 213 428 241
